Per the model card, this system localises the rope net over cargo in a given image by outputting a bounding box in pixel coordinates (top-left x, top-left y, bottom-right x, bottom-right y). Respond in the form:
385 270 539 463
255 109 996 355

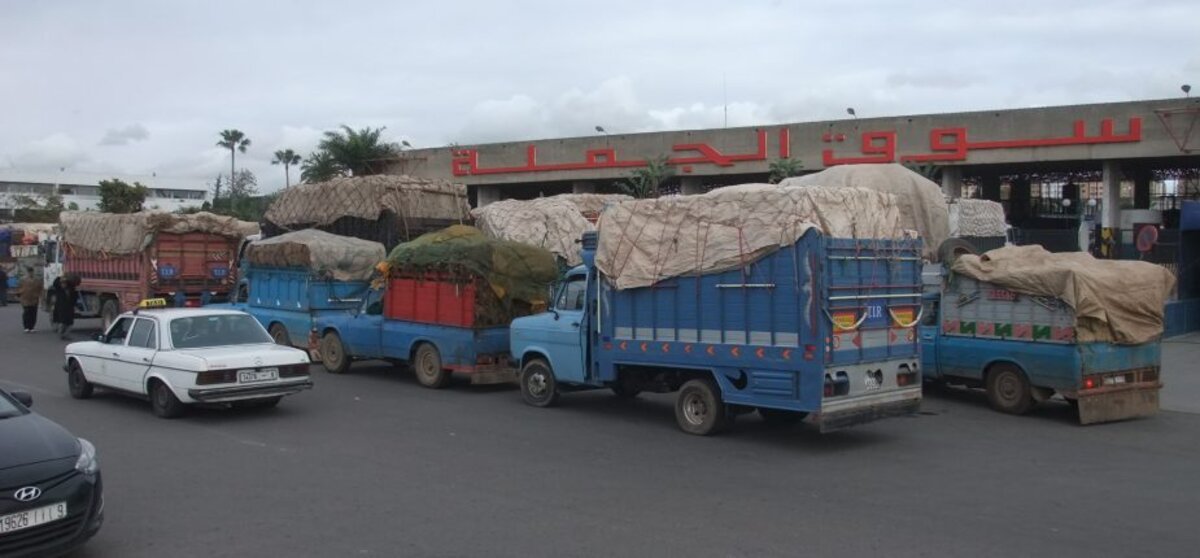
383 225 559 326
262 175 472 249
471 194 629 267
595 185 915 290
59 211 257 255
245 229 386 282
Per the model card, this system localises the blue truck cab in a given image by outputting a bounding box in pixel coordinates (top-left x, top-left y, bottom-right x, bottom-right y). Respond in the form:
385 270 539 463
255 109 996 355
919 266 1161 423
313 287 517 388
510 230 925 436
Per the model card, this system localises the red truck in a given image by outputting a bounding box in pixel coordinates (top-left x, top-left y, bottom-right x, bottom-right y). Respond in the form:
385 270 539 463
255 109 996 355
55 212 252 328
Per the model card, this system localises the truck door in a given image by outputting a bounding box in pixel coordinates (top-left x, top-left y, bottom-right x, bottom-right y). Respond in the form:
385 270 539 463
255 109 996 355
918 298 939 380
544 273 587 383
344 290 384 358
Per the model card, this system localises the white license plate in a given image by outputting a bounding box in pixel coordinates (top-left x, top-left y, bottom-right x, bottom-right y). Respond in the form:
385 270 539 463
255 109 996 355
239 368 278 383
0 502 68 535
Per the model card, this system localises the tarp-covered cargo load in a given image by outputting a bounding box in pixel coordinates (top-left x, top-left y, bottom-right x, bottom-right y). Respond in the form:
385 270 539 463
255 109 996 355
385 225 559 326
472 197 594 266
596 184 913 290
245 229 386 282
262 175 471 249
553 193 633 219
952 245 1176 345
59 211 255 254
781 163 949 261
949 199 1008 237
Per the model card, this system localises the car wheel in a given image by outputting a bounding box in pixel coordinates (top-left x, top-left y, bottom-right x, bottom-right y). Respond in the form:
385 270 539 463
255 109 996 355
520 358 559 407
758 407 807 426
986 363 1035 415
413 343 450 389
67 361 93 399
150 380 186 419
268 323 290 346
674 378 729 436
320 332 350 374
100 299 120 331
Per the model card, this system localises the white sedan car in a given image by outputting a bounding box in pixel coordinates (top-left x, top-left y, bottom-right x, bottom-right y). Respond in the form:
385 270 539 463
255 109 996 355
64 308 313 418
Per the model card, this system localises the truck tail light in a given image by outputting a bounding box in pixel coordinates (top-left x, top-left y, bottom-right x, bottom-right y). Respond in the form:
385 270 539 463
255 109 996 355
184 299 202 308
803 344 816 361
197 370 237 385
823 372 850 398
897 370 918 387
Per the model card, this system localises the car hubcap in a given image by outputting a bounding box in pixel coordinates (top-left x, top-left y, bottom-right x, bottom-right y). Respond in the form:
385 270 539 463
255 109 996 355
527 371 548 398
999 374 1018 402
419 352 436 377
683 393 708 426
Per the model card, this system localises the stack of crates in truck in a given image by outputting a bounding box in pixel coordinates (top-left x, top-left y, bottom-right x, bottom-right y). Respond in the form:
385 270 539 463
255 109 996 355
510 184 925 435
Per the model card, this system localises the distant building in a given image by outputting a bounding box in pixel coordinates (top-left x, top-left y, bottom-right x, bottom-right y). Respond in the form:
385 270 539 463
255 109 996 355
0 171 209 219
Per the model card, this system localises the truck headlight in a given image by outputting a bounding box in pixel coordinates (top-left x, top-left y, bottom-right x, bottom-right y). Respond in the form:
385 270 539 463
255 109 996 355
75 438 99 476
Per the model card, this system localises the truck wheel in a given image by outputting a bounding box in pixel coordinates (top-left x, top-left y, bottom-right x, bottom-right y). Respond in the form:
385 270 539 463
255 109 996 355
67 361 93 399
610 376 642 399
985 364 1035 415
675 378 729 436
268 323 290 346
100 299 120 331
758 408 807 426
320 332 351 374
413 343 450 389
520 359 559 407
149 380 186 419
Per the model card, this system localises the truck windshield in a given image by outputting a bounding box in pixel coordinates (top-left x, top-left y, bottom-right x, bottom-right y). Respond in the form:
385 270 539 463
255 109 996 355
170 314 273 349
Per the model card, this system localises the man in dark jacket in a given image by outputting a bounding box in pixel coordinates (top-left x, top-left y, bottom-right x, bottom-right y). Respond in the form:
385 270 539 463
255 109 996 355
51 276 78 340
0 267 8 306
18 270 41 332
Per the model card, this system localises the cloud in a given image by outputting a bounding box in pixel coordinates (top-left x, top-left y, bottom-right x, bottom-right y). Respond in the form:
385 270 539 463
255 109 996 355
98 123 150 146
10 133 90 170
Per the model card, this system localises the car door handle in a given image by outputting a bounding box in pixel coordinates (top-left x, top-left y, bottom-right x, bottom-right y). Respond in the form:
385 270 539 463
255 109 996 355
112 352 121 357
141 357 152 363
570 322 580 328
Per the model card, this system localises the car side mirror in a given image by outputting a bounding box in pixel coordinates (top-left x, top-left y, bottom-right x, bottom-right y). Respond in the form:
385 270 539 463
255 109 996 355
93 333 106 343
12 391 32 407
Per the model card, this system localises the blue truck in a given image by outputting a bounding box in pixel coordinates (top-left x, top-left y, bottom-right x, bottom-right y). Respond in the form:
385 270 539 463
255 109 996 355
919 268 1161 424
313 279 518 388
234 265 371 347
510 230 925 435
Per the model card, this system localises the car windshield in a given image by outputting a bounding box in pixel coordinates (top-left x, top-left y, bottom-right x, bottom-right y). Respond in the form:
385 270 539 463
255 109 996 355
0 391 26 419
169 314 273 349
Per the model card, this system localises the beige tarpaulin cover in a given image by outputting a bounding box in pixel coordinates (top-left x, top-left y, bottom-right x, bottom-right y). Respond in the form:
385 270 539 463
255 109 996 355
949 199 1007 237
952 245 1176 344
596 185 911 290
553 193 633 215
264 175 470 228
472 197 596 266
59 211 253 254
245 229 385 282
782 164 949 260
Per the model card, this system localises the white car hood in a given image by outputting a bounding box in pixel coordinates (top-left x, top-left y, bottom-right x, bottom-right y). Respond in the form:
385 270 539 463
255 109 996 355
176 344 310 370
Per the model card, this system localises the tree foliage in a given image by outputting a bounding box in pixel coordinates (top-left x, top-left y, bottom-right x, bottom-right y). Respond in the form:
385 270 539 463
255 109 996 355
618 157 674 199
768 157 805 184
300 149 346 183
11 193 65 223
272 148 302 188
316 125 400 176
97 178 149 213
215 129 251 200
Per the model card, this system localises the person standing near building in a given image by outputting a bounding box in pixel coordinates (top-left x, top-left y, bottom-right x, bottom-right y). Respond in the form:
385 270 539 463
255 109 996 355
52 276 78 340
18 269 41 332
0 267 8 307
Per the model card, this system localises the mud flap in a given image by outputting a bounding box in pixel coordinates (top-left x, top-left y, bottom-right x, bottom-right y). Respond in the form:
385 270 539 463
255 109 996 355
1076 386 1159 425
814 397 921 433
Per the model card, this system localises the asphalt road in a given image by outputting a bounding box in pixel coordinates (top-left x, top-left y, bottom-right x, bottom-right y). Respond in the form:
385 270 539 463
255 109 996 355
0 306 1196 558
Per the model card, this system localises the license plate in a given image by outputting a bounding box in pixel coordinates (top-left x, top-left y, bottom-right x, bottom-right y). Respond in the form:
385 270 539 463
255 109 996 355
239 368 278 383
0 502 68 535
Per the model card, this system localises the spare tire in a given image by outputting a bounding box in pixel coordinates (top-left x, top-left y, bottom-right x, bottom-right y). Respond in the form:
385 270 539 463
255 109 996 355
938 238 979 267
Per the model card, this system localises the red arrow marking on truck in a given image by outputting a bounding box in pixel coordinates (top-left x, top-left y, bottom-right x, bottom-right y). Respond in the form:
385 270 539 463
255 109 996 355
755 347 765 358
640 342 648 352
852 333 862 348
661 343 670 353
706 346 716 356
684 344 693 353
731 347 741 357
782 349 792 360
619 341 628 351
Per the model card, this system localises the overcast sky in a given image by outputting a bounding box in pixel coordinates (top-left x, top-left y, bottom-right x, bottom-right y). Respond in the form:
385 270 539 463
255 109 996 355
2 0 1196 192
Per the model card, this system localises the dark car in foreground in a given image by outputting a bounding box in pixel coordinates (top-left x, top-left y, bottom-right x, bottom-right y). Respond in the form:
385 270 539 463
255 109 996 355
0 388 103 557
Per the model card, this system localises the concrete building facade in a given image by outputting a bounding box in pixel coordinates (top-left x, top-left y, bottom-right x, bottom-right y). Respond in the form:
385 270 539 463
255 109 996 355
0 171 209 219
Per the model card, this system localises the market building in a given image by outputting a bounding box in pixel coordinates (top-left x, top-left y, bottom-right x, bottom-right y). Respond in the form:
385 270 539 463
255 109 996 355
0 170 209 219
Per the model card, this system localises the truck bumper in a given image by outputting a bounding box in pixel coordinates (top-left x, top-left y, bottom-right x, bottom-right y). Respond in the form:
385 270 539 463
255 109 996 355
811 387 922 433
187 380 314 403
1075 383 1160 425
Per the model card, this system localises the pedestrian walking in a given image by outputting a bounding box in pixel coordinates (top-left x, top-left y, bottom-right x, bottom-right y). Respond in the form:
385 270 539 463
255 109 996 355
18 270 41 332
52 276 78 340
0 267 9 307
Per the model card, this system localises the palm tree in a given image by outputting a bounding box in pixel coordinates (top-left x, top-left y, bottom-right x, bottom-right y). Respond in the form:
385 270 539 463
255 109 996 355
300 150 345 183
317 125 400 176
215 129 251 200
271 149 303 188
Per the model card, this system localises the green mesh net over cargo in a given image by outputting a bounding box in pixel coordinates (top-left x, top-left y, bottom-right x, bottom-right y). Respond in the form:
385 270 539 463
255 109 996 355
386 225 560 325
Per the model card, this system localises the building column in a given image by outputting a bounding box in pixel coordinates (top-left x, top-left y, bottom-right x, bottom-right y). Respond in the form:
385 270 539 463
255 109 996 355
680 177 704 196
1102 161 1122 229
572 181 596 194
476 184 501 207
981 173 1001 201
940 167 963 199
1133 167 1152 210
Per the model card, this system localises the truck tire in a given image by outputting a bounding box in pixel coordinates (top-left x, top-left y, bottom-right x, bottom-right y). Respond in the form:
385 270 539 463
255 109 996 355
268 323 290 346
610 375 642 399
320 332 351 374
149 380 186 419
674 378 729 436
985 363 1035 415
100 299 120 331
67 361 93 399
758 408 807 426
412 343 451 389
938 238 979 267
519 358 559 407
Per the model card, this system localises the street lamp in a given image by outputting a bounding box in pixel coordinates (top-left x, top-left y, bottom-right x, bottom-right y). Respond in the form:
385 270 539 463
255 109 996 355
846 107 857 119
595 125 608 135
1184 84 1192 98
400 140 412 149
